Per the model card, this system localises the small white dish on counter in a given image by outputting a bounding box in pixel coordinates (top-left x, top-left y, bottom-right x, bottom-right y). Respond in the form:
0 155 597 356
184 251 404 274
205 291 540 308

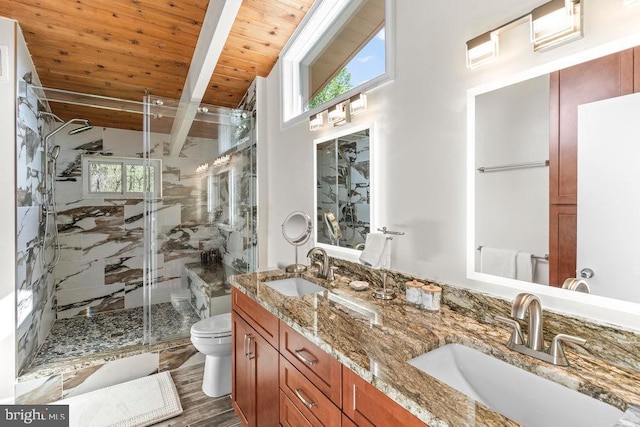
349 281 369 291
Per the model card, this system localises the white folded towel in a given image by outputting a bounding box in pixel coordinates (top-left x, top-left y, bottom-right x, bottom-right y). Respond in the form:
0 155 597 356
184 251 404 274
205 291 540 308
359 233 390 269
516 251 535 282
480 247 517 279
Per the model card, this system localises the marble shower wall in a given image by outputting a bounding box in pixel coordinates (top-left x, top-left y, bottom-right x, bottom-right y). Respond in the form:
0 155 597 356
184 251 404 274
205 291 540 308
16 42 56 373
52 120 257 319
52 128 226 318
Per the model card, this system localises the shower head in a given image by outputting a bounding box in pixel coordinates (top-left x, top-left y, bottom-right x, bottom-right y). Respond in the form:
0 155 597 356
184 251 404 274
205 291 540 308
68 121 92 135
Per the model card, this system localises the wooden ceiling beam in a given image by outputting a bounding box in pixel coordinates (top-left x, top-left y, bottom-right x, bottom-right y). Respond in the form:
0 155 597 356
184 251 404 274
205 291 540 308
169 0 243 157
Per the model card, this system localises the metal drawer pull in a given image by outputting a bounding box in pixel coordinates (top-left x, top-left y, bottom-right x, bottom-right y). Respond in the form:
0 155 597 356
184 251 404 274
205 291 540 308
243 334 249 356
247 335 255 360
294 388 316 409
294 349 317 366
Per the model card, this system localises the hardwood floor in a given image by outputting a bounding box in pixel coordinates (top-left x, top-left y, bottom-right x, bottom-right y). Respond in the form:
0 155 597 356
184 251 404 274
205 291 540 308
154 363 241 427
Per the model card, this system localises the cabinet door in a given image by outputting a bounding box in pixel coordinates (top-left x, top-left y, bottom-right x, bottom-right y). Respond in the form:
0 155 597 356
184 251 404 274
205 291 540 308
232 312 254 426
233 309 280 427
549 49 634 205
342 367 428 427
232 288 279 349
253 327 280 427
549 205 577 287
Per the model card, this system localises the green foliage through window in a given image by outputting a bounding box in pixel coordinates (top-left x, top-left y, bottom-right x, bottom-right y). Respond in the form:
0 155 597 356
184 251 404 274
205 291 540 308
308 68 353 110
84 156 160 197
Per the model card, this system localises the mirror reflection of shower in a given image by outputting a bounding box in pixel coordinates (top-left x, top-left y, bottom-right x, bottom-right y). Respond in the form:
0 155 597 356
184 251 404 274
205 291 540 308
316 128 370 249
38 111 93 270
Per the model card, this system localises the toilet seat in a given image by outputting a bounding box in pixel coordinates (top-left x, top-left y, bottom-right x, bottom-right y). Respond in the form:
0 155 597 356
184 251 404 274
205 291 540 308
191 312 232 338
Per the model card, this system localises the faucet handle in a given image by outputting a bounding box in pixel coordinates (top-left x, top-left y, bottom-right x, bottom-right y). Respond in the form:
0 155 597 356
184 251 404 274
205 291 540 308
494 315 524 347
547 334 586 366
327 266 338 281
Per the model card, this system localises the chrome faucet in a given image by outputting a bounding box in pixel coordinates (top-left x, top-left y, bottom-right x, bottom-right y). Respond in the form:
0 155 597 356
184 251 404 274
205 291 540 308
511 293 544 351
495 292 587 366
306 247 332 280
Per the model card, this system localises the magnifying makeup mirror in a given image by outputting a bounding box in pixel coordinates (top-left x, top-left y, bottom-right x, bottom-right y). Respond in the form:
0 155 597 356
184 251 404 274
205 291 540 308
282 211 313 273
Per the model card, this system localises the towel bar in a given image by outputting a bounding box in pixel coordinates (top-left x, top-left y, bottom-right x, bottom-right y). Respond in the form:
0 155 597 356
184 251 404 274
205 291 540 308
477 246 548 261
477 160 549 173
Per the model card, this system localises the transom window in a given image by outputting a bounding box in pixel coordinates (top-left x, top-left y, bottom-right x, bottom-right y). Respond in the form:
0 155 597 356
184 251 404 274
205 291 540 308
281 0 394 124
82 155 161 198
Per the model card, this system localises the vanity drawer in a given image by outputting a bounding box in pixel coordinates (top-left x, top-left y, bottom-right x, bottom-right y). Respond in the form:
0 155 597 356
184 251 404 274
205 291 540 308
280 390 314 427
279 321 342 406
342 367 428 427
280 356 341 427
232 288 279 349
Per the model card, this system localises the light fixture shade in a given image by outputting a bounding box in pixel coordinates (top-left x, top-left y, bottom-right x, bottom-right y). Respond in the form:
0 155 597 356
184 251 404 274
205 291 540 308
309 112 324 131
349 93 367 115
466 31 499 69
624 0 640 5
531 0 582 51
328 102 348 126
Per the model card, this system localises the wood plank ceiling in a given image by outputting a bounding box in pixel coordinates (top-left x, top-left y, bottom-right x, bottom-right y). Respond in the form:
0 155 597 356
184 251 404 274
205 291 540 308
0 0 314 130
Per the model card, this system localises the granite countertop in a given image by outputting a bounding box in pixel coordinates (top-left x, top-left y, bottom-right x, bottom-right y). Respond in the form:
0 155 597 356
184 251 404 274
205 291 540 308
231 270 640 426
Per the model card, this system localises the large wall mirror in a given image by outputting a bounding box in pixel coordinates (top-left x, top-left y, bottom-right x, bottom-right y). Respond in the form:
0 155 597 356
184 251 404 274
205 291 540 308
314 124 374 259
468 42 640 308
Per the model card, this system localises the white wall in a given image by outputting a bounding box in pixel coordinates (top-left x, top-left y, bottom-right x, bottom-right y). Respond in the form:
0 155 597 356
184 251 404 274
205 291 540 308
262 0 640 329
0 16 16 403
475 75 549 284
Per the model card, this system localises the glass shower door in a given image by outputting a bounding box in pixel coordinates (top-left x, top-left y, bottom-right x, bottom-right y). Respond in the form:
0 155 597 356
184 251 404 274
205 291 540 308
143 96 255 344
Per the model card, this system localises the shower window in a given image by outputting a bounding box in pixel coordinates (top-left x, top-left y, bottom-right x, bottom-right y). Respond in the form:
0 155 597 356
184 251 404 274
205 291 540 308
82 155 161 198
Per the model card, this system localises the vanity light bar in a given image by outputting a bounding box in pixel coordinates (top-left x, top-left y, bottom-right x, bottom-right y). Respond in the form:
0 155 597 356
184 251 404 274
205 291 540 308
349 93 368 115
309 112 324 131
466 0 583 69
466 31 499 69
328 101 348 126
531 0 583 52
309 93 367 131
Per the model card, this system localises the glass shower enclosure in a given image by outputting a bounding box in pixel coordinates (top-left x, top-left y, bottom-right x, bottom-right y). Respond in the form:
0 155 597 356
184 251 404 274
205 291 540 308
143 96 256 344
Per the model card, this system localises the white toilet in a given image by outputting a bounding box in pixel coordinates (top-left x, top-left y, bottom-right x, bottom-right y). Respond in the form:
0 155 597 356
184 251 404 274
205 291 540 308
190 312 233 397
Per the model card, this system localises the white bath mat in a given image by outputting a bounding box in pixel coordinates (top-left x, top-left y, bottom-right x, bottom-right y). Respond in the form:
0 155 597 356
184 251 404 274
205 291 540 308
56 371 183 427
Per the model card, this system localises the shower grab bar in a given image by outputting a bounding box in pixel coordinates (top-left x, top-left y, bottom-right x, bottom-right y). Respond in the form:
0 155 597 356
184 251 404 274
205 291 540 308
477 246 548 261
477 160 549 173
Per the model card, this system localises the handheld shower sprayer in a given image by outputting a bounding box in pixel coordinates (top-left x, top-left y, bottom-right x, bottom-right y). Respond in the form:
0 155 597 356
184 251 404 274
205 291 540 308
40 117 92 271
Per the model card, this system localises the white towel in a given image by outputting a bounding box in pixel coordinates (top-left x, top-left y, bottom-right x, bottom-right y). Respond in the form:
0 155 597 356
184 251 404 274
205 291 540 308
516 251 535 282
359 233 390 269
480 247 517 279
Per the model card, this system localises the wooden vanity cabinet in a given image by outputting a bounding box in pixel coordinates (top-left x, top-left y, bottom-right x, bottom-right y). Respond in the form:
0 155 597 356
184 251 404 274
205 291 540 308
232 287 428 426
342 367 429 427
231 289 279 427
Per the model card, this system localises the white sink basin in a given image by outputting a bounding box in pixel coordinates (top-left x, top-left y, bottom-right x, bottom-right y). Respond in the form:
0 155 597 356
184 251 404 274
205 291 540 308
263 277 326 297
407 344 623 427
